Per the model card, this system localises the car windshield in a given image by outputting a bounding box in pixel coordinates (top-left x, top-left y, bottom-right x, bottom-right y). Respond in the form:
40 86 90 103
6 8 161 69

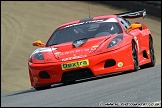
46 19 123 46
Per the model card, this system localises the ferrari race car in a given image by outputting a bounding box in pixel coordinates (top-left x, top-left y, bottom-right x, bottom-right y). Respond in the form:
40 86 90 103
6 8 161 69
28 9 155 90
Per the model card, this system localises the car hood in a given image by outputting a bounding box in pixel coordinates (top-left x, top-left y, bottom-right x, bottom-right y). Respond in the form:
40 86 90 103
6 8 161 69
50 36 110 62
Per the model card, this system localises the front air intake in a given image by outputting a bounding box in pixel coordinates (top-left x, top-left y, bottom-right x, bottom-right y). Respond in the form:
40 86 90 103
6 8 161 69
61 68 94 82
104 59 116 68
39 71 50 79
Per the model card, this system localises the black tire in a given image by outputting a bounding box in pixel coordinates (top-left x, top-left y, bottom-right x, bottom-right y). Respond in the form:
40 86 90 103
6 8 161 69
147 38 156 67
34 85 51 90
132 41 139 71
64 80 76 85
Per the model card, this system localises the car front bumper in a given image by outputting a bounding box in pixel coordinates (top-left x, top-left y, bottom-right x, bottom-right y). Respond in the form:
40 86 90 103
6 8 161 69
28 43 134 87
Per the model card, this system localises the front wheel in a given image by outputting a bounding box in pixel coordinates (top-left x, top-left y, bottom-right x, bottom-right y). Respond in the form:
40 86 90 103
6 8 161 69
63 80 76 85
132 41 139 71
34 85 51 90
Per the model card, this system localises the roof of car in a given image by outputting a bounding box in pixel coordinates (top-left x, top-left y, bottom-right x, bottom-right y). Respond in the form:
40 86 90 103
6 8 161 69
58 15 118 29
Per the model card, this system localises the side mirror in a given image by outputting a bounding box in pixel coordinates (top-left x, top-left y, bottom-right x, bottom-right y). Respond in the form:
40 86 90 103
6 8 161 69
33 40 45 47
126 23 142 33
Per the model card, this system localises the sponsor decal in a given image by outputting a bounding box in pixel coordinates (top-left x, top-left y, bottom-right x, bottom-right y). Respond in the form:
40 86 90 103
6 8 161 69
92 45 99 48
55 46 98 57
147 50 150 54
54 52 61 55
55 48 88 56
64 20 103 28
63 18 118 30
33 77 38 82
118 62 123 67
54 46 98 60
62 55 87 61
61 59 89 70
39 47 57 52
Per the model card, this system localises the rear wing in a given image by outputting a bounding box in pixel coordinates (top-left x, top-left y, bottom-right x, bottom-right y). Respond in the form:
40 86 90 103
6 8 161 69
116 9 146 19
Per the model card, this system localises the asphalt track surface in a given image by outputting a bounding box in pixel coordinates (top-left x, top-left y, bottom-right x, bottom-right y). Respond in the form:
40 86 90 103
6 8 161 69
1 1 161 107
1 65 161 107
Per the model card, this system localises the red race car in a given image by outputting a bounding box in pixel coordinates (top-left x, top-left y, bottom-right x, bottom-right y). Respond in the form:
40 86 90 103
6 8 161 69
28 9 155 90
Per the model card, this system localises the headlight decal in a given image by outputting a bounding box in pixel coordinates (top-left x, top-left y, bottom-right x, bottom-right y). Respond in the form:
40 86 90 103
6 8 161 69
29 47 58 61
34 52 44 60
107 34 123 48
29 47 57 58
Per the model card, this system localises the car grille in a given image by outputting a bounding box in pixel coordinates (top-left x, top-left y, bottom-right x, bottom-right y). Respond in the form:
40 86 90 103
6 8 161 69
61 68 94 82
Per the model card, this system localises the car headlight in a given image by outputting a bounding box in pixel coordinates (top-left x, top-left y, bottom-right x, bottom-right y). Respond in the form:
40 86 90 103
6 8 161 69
33 52 44 60
107 35 123 48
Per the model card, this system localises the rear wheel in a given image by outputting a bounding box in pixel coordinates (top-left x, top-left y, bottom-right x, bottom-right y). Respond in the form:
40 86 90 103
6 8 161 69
132 41 139 71
34 85 51 90
147 38 156 67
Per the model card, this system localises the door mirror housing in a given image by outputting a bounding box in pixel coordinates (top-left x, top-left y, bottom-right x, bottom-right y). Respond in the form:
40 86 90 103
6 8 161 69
126 23 142 33
33 40 45 47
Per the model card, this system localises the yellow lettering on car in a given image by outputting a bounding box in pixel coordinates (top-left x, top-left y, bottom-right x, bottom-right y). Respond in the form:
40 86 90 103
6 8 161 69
61 59 89 70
